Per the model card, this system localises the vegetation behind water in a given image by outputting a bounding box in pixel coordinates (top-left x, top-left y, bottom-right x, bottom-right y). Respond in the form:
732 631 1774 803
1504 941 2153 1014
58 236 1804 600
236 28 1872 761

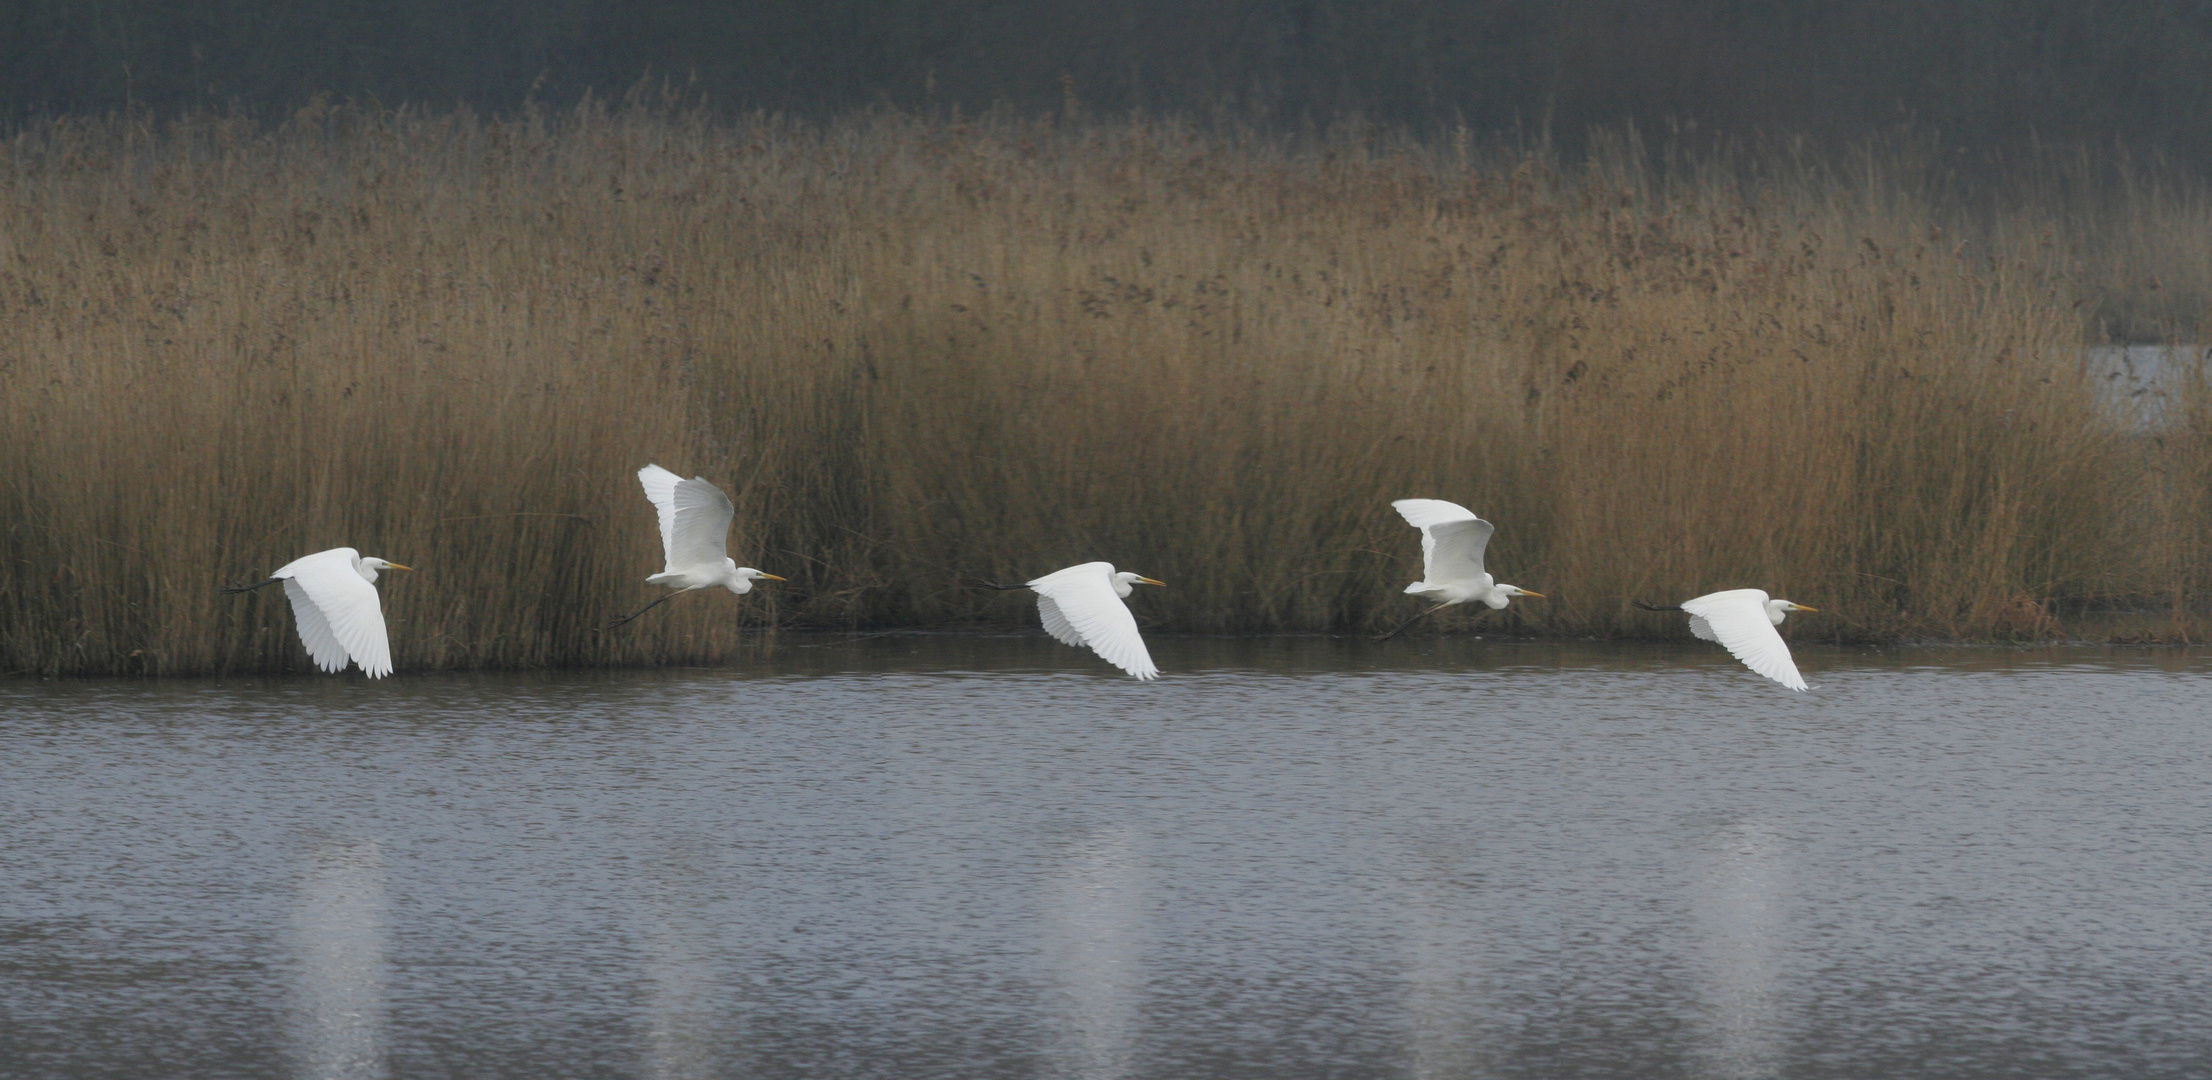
4 103 2210 675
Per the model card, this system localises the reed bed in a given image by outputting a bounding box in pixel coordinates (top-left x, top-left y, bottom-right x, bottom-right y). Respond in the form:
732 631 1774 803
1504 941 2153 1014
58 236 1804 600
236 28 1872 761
3 103 2207 675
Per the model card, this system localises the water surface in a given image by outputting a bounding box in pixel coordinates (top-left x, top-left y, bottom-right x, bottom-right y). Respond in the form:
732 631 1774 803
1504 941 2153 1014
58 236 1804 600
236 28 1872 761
3 638 2208 1078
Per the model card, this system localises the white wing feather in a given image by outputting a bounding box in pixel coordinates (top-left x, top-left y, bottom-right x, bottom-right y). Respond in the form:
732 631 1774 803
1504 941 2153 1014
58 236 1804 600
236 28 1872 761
1391 498 1479 531
1688 615 1718 642
1035 595 1086 647
281 578 349 673
1392 499 1494 585
1680 589 1805 691
668 476 736 572
1026 562 1159 680
274 548 393 679
637 465 684 566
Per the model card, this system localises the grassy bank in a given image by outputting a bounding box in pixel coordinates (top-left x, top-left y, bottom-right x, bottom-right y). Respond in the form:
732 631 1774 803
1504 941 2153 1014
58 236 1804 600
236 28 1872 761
3 104 2208 675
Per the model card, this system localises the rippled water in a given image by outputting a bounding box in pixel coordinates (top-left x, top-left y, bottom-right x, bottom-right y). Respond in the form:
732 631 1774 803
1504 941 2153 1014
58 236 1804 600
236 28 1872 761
3 637 2209 1079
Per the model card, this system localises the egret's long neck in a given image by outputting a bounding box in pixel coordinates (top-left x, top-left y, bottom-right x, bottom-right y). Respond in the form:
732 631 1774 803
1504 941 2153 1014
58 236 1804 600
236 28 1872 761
353 557 378 584
1766 601 1787 625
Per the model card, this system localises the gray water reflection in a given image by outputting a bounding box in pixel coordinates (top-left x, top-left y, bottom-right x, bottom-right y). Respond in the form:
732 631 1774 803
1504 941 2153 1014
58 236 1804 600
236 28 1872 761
1042 826 1144 1080
291 840 390 1080
3 637 2211 1079
1691 822 1787 1080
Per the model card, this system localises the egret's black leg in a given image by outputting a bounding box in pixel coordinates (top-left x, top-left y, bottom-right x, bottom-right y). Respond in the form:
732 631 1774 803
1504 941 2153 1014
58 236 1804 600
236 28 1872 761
969 581 1031 591
1631 600 1684 612
221 577 282 595
1375 602 1455 642
609 590 684 628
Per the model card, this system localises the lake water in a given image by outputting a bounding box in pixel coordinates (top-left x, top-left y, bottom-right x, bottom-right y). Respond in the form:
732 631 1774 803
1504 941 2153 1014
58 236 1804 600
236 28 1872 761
3 637 2209 1079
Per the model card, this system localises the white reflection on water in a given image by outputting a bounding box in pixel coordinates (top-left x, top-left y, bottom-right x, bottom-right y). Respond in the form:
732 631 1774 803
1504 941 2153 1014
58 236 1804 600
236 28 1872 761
290 839 389 1080
1693 822 1790 1080
1044 827 1146 1080
636 847 732 1080
1400 883 1483 1079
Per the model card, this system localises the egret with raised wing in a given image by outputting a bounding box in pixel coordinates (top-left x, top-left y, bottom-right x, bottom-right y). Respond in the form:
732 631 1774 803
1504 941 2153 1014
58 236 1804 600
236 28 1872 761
1380 498 1544 640
614 464 784 627
980 562 1164 680
1633 590 1817 691
224 547 411 678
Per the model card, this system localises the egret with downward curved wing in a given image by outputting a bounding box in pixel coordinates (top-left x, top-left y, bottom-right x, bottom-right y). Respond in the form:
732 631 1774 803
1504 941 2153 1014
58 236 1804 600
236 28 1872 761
1634 590 1817 691
224 547 411 678
982 562 1164 680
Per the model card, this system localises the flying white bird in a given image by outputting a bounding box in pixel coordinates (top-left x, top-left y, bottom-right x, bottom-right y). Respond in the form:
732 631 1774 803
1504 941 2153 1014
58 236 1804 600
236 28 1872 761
1380 498 1544 639
980 562 1164 680
223 547 411 678
1634 589 1818 691
613 464 785 627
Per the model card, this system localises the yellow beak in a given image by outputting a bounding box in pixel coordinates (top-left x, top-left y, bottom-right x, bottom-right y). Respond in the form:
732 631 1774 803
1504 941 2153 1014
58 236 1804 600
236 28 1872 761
1519 590 1546 598
1795 604 1818 612
385 563 414 571
1136 576 1166 587
757 573 787 582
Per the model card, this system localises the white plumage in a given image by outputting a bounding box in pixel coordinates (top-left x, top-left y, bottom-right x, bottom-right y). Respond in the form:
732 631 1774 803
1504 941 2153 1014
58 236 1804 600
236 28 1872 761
229 547 410 678
616 464 784 626
1392 498 1541 610
1015 562 1164 680
1672 589 1816 691
1378 499 1543 639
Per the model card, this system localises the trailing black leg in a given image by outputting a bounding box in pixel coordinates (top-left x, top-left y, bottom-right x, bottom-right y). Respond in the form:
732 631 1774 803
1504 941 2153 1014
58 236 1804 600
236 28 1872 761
1375 602 1455 642
609 590 684 628
221 577 282 595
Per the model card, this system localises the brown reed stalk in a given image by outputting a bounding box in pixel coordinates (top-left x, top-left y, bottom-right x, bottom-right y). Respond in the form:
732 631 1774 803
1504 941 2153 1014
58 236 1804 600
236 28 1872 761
0 103 2203 675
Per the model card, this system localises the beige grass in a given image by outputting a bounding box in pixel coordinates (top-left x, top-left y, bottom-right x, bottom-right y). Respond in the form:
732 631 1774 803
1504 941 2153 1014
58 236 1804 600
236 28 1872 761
1 103 2203 675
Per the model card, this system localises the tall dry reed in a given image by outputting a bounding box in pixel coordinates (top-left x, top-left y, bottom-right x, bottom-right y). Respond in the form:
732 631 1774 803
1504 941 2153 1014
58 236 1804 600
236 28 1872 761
2 103 2204 675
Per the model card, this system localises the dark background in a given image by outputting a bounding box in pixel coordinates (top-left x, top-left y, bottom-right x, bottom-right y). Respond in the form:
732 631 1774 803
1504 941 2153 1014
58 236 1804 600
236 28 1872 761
7 1 2212 162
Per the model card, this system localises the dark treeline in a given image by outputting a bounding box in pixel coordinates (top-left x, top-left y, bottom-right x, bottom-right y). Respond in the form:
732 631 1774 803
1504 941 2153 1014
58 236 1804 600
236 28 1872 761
10 1 2212 166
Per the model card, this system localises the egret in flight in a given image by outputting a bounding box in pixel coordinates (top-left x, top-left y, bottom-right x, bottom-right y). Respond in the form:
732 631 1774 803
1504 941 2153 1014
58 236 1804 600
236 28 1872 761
1379 498 1544 640
223 547 411 678
1634 590 1817 691
613 464 784 627
980 562 1164 680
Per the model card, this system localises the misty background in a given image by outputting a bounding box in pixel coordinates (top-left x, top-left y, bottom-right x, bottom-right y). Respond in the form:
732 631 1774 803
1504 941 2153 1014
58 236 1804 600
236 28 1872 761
10 0 2212 165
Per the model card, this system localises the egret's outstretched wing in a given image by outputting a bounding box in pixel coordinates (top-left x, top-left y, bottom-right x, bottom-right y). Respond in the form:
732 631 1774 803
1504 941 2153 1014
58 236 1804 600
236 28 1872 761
1687 615 1718 642
1424 518 1494 584
1681 589 1804 691
637 465 685 565
281 578 349 673
1391 499 1478 531
1391 499 1493 584
668 476 736 572
1027 562 1159 680
1035 595 1086 647
276 548 393 678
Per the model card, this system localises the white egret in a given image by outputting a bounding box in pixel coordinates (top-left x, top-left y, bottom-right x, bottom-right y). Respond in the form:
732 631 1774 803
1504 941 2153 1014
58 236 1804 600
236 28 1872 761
981 562 1164 680
1634 590 1818 691
223 547 411 678
1380 498 1544 640
613 464 784 627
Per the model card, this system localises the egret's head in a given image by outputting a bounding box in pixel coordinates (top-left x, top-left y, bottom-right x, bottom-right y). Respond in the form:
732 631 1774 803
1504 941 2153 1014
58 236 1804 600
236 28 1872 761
1497 584 1544 599
1115 572 1165 588
739 568 786 583
1766 598 1815 625
355 556 412 583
